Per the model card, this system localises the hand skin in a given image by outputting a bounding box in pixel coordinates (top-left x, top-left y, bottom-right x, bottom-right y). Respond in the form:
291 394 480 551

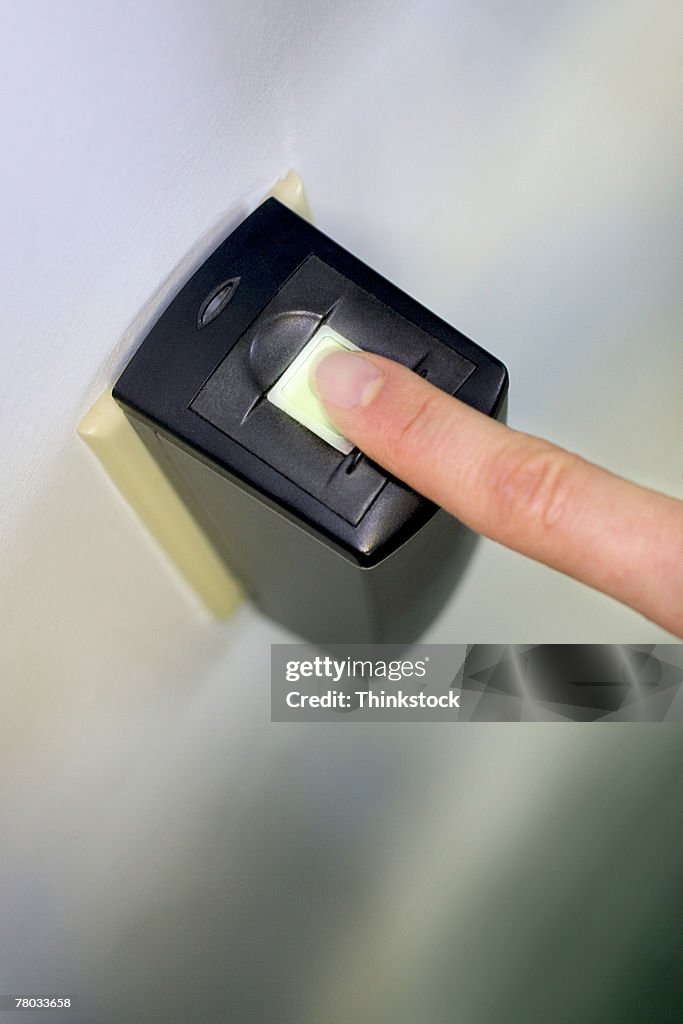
313 350 683 638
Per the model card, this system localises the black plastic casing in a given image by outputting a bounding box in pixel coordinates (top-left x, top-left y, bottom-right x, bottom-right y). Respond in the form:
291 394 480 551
114 199 508 643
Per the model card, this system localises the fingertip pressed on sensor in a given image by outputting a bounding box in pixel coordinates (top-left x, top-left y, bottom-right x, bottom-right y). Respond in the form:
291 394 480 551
267 325 360 453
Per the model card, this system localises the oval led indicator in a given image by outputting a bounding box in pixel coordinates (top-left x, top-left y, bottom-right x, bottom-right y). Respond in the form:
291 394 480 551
197 277 240 329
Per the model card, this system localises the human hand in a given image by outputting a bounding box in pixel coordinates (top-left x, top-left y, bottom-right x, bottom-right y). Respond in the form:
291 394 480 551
313 350 683 637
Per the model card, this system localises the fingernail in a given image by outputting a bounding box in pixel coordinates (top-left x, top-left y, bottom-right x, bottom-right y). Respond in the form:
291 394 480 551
312 350 384 410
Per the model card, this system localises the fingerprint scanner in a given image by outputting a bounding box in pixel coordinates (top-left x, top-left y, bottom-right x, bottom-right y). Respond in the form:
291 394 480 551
267 325 360 453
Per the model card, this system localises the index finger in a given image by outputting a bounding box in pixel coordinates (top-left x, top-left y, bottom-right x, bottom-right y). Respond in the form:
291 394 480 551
313 350 683 637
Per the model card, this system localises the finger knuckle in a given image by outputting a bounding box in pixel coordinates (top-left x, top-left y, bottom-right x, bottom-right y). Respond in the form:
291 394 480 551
386 393 440 460
489 444 581 534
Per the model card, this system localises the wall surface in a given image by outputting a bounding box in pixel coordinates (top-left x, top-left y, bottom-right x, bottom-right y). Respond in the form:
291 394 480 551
1 2 682 1022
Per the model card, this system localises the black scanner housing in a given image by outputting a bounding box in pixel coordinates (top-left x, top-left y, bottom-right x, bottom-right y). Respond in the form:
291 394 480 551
114 199 508 642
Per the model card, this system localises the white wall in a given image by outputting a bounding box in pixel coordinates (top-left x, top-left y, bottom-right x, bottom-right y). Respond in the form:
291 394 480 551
1 2 682 1021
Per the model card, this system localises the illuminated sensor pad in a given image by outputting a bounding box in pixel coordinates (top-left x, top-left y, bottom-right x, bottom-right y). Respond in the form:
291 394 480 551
267 325 360 454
